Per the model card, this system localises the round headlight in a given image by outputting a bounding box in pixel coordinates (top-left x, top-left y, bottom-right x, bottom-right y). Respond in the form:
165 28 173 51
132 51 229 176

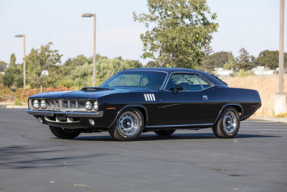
85 101 92 110
94 100 98 112
41 100 47 109
33 100 39 109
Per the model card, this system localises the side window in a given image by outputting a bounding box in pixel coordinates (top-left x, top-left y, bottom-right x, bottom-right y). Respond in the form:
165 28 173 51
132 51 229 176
108 74 141 86
196 75 212 89
165 74 203 91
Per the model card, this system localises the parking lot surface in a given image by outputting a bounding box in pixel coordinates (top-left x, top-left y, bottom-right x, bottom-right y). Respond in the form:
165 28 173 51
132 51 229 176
0 107 286 192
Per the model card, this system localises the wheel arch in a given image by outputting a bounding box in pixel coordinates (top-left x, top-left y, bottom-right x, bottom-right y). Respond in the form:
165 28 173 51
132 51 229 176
108 105 148 128
213 104 243 124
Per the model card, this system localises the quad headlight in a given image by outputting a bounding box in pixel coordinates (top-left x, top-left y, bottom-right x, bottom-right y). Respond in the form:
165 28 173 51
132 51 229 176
94 100 98 112
85 101 92 110
41 100 47 109
33 100 39 109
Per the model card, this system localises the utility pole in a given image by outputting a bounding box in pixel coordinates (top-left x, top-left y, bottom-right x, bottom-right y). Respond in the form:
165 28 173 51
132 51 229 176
275 0 287 115
23 35 26 89
279 0 284 93
93 14 96 87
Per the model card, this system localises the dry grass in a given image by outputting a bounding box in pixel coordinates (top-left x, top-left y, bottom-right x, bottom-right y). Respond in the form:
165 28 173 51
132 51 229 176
222 74 287 117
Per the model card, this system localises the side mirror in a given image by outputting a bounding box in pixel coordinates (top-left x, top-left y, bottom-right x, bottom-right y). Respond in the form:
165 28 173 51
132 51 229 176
174 85 183 93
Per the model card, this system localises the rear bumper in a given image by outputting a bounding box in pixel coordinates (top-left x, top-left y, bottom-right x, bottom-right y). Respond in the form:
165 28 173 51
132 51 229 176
26 109 103 118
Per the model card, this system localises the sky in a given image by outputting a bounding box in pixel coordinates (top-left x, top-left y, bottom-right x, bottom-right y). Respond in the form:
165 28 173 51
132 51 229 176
0 0 283 66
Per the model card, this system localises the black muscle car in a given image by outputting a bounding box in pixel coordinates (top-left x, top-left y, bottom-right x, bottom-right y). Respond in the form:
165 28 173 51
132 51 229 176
26 68 261 141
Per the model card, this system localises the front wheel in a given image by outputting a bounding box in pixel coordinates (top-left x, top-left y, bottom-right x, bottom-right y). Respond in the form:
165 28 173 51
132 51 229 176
49 126 81 139
212 107 240 138
109 108 144 141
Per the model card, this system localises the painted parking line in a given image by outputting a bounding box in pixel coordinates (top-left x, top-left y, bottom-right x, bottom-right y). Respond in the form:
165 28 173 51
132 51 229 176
241 129 287 131
260 132 287 134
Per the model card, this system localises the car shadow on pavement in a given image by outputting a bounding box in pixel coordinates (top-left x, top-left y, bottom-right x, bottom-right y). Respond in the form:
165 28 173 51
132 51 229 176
72 133 279 142
0 145 114 169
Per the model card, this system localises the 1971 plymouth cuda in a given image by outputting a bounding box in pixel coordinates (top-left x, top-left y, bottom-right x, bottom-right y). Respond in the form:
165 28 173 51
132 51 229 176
26 67 261 141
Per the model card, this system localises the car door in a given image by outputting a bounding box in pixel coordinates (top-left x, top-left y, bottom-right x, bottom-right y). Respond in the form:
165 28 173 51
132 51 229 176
159 73 214 125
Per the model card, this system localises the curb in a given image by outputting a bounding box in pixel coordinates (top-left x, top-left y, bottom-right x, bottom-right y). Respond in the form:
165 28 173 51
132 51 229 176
5 105 28 109
250 116 287 124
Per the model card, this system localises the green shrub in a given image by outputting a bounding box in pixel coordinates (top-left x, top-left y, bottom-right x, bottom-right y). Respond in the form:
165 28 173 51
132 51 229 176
14 98 23 106
59 80 74 88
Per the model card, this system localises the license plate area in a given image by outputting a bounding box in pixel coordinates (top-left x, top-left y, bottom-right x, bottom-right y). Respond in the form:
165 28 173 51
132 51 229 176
56 114 67 121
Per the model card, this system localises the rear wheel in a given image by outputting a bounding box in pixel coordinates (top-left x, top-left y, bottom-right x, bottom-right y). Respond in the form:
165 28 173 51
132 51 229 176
154 129 176 136
109 108 144 141
49 126 81 139
212 107 240 138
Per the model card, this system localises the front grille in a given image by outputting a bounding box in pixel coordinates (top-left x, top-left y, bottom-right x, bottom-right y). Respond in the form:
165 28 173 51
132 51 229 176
48 100 60 111
29 99 90 112
60 100 87 111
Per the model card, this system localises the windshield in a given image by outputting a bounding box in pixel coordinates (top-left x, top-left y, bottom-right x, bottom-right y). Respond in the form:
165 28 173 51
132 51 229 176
100 71 167 90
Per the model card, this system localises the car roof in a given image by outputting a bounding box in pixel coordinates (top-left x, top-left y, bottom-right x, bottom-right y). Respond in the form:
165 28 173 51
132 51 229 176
123 67 198 73
121 67 228 87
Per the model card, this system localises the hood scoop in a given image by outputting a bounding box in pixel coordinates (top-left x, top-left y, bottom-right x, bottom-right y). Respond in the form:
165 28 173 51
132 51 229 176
81 87 113 92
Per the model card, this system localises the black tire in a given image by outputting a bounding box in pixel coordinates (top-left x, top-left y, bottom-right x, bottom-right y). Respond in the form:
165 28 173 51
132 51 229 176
49 126 81 139
212 107 240 138
154 129 176 136
109 108 144 141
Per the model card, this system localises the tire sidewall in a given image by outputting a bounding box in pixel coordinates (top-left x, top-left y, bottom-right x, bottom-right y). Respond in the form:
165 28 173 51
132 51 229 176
154 129 176 136
220 107 240 137
112 108 144 141
49 126 81 139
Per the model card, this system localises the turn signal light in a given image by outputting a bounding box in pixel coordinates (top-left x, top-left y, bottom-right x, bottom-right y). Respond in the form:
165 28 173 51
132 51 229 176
89 119 95 125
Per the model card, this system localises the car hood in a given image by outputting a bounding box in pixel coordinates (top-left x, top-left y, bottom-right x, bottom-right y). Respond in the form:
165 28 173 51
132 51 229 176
29 87 155 100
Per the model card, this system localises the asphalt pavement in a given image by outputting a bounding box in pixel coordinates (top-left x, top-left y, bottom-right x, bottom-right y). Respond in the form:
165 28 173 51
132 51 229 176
0 107 286 192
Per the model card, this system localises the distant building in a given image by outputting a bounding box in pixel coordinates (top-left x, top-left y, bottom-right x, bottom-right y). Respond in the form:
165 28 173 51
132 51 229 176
251 66 278 76
214 67 233 77
0 72 4 75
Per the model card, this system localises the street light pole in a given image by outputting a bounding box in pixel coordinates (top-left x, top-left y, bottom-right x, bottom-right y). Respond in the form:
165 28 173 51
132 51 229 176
82 13 97 87
15 34 26 89
93 14 96 87
23 35 26 89
279 0 285 94
275 0 287 115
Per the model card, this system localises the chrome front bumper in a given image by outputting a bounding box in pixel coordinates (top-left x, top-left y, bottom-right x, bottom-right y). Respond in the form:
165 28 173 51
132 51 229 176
26 109 103 118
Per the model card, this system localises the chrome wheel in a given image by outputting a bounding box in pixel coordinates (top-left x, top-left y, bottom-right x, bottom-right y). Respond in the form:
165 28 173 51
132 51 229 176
223 111 237 134
119 111 139 136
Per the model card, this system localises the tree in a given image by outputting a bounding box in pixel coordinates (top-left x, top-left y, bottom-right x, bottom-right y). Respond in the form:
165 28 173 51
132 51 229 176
0 73 3 85
114 56 123 61
250 55 258 67
255 50 287 70
203 45 213 56
0 61 6 72
235 48 253 70
64 57 143 89
3 68 14 88
9 53 16 68
200 51 230 73
61 54 108 77
218 51 229 67
14 64 23 88
223 52 236 70
145 61 160 67
26 42 62 92
2 56 23 88
133 0 218 68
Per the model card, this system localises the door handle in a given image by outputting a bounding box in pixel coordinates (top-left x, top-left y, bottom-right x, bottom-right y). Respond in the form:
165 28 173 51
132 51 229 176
203 95 208 100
